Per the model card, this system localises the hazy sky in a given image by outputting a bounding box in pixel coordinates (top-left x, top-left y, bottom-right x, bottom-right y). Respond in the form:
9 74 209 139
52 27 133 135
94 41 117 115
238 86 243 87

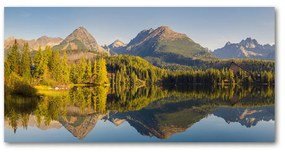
4 7 275 50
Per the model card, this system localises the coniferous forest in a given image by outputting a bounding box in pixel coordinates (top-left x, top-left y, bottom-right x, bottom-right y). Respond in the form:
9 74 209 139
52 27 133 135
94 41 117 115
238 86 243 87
4 8 276 142
4 41 275 97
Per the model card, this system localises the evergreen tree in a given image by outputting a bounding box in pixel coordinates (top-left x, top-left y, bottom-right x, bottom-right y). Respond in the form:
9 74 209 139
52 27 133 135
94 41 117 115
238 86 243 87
44 46 53 69
86 60 92 82
77 58 87 84
50 50 62 82
7 40 21 75
95 58 109 85
33 47 44 79
70 64 78 84
21 43 31 81
61 50 70 83
93 60 97 81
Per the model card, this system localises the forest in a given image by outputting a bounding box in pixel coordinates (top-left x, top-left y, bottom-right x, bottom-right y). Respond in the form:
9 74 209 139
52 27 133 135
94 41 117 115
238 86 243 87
4 41 275 97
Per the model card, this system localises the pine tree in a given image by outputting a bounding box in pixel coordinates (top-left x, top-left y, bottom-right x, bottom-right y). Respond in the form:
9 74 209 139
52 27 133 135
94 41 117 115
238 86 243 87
33 47 44 79
21 43 31 81
7 40 21 75
61 50 70 83
95 58 109 85
77 58 87 84
50 50 62 82
44 46 53 69
86 60 92 83
70 64 78 84
93 60 97 83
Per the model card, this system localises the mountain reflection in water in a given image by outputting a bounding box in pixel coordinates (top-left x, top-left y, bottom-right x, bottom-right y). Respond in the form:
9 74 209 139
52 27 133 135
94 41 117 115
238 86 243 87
4 85 275 142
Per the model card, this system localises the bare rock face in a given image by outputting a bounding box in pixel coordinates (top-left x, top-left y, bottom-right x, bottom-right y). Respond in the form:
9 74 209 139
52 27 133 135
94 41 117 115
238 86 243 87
5 26 108 55
64 26 99 50
109 39 126 49
213 37 275 60
106 25 212 67
105 39 126 54
54 26 108 54
123 26 210 58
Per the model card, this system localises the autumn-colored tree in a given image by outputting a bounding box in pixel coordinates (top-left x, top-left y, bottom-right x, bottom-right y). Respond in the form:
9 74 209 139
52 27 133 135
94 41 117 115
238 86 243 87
95 58 109 85
93 60 97 81
77 58 87 84
85 59 92 83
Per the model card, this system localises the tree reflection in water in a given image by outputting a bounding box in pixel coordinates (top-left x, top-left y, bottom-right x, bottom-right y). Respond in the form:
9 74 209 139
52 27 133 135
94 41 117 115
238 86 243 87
4 85 275 139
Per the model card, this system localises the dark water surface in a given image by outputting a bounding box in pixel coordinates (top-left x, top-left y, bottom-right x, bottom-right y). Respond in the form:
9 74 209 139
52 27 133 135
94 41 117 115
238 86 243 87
4 85 275 142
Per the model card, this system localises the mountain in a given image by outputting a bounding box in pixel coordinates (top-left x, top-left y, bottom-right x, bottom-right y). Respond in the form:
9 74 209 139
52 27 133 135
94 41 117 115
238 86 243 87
213 38 275 60
103 39 126 54
53 26 108 54
109 26 214 68
109 39 126 49
4 36 63 51
124 26 211 58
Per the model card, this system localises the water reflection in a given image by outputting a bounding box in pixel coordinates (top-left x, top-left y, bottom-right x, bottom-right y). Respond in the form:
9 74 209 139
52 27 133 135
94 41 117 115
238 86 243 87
4 85 275 142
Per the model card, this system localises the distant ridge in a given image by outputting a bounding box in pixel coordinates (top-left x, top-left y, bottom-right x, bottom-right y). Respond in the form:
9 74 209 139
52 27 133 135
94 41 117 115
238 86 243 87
213 37 275 60
4 36 63 51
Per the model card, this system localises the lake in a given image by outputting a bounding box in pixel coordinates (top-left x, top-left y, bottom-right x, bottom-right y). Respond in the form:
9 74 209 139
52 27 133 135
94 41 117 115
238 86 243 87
4 85 275 142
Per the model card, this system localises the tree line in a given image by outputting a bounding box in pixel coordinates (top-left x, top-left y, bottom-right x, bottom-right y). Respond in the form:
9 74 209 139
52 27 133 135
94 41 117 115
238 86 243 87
162 68 274 86
4 41 109 90
106 55 167 87
4 41 275 97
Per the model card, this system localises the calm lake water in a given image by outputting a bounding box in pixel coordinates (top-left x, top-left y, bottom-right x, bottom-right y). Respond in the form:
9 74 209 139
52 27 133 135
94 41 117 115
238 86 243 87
4 85 275 142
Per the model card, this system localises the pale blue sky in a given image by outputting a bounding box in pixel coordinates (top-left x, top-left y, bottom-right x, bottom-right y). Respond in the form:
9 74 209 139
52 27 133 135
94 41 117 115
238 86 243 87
4 7 275 50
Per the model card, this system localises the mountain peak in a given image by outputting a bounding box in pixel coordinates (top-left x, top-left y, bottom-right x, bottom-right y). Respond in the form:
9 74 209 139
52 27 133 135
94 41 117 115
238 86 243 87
156 26 171 31
154 26 175 35
68 26 90 37
150 26 189 41
37 35 49 39
124 25 209 59
53 27 108 53
225 41 231 46
109 39 126 48
75 26 88 31
240 37 259 48
213 37 274 60
127 28 154 47
113 39 124 44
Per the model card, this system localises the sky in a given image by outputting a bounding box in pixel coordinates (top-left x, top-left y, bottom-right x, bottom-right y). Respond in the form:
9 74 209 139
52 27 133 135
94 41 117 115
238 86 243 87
4 7 275 50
